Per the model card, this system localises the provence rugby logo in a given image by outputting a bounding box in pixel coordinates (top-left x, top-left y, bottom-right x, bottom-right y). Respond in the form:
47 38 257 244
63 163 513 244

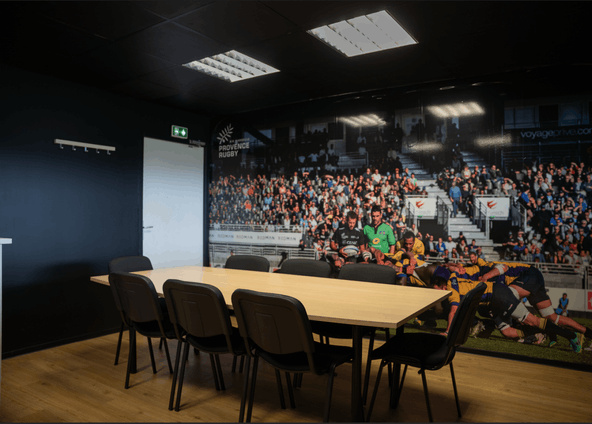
416 201 425 208
217 124 233 144
372 237 380 245
487 201 497 208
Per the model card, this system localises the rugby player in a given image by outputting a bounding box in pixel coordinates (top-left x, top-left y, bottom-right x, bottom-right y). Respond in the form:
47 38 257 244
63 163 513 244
456 252 592 343
432 272 584 352
393 230 425 260
328 211 368 269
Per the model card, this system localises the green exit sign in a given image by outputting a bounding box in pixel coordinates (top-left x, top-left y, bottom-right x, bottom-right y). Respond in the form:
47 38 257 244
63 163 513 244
171 125 188 139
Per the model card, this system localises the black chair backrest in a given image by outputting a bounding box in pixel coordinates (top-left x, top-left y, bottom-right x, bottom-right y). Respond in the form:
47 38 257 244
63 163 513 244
338 263 397 284
447 282 487 347
280 259 331 278
163 279 238 352
109 272 163 324
109 256 153 273
232 289 315 367
225 255 270 272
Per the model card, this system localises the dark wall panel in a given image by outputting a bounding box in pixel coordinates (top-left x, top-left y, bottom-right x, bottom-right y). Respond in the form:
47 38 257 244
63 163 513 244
0 64 209 357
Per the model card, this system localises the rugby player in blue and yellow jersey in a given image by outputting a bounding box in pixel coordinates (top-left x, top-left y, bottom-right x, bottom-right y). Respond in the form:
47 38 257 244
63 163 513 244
431 272 583 351
447 252 590 350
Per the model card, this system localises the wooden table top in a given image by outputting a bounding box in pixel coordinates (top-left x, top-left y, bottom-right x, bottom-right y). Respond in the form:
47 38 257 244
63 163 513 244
91 266 449 329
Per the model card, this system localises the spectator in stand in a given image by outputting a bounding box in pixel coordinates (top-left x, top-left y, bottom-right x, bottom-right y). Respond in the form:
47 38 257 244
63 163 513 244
449 181 462 218
444 235 456 253
564 249 581 266
554 249 566 264
532 247 545 262
502 231 518 259
513 238 527 259
436 237 446 257
426 234 438 257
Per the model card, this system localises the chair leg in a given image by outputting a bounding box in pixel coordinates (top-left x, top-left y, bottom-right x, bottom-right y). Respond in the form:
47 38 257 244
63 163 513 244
214 354 225 391
147 337 157 374
420 369 433 423
114 321 125 365
232 356 238 372
174 342 191 412
239 356 251 423
246 356 259 423
275 369 286 409
366 359 386 422
323 364 338 422
390 364 406 409
450 362 461 418
169 340 183 411
362 329 376 405
239 356 245 373
285 372 296 408
162 338 173 374
159 338 163 349
209 354 221 391
124 329 135 389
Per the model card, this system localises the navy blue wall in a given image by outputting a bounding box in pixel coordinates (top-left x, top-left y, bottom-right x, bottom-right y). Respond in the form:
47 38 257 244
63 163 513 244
0 64 209 357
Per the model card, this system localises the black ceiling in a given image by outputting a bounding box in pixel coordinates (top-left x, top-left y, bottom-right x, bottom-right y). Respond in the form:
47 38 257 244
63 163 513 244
2 1 591 119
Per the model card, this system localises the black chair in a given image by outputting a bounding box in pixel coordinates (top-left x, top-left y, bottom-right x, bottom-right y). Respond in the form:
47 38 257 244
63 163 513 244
232 289 353 422
225 255 270 272
225 254 270 373
366 282 487 422
277 259 332 391
314 263 398 403
279 259 332 278
163 279 246 411
108 256 154 366
109 272 175 389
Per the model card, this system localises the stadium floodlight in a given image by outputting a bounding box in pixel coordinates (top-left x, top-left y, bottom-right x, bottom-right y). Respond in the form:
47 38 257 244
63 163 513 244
183 50 279 82
340 114 386 127
308 10 417 57
427 102 485 118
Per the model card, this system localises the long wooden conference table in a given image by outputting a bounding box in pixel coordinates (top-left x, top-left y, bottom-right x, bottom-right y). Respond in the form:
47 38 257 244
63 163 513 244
91 265 449 421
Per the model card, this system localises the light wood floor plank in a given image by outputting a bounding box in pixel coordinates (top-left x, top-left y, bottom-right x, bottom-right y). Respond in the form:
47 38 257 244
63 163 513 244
1 333 591 422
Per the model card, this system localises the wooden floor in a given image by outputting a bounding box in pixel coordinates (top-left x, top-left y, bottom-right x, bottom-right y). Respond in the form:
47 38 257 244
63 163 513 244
1 332 591 422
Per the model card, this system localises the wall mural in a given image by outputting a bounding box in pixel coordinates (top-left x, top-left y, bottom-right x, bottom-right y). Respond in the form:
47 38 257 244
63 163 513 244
208 89 592 369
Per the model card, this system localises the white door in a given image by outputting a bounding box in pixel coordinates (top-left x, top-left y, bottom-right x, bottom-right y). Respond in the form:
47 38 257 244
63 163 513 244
143 138 204 268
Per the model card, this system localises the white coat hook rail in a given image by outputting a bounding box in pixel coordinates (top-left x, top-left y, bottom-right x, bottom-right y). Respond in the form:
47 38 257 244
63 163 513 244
54 139 116 155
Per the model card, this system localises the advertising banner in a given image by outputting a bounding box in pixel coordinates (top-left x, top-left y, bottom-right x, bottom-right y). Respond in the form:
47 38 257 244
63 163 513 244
475 197 510 220
209 230 302 247
407 197 437 218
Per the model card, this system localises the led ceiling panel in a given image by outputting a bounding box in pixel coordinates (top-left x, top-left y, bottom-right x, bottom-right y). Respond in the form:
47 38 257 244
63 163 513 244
308 10 417 57
183 50 279 82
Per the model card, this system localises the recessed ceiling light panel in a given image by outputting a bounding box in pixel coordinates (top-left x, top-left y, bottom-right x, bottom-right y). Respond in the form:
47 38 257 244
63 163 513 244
183 50 279 82
308 10 417 57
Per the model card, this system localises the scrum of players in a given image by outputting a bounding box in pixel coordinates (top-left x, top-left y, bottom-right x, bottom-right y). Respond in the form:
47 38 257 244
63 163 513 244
327 208 590 353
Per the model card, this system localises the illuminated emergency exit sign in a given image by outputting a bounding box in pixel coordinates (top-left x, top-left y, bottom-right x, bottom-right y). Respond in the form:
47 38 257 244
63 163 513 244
171 125 188 139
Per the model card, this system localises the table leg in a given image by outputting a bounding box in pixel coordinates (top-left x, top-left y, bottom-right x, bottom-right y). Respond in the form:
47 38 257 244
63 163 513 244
389 325 405 408
351 326 365 422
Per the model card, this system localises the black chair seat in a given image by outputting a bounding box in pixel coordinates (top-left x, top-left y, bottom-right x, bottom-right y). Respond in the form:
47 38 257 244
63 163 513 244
186 332 246 355
258 342 353 374
134 320 177 340
370 333 453 370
